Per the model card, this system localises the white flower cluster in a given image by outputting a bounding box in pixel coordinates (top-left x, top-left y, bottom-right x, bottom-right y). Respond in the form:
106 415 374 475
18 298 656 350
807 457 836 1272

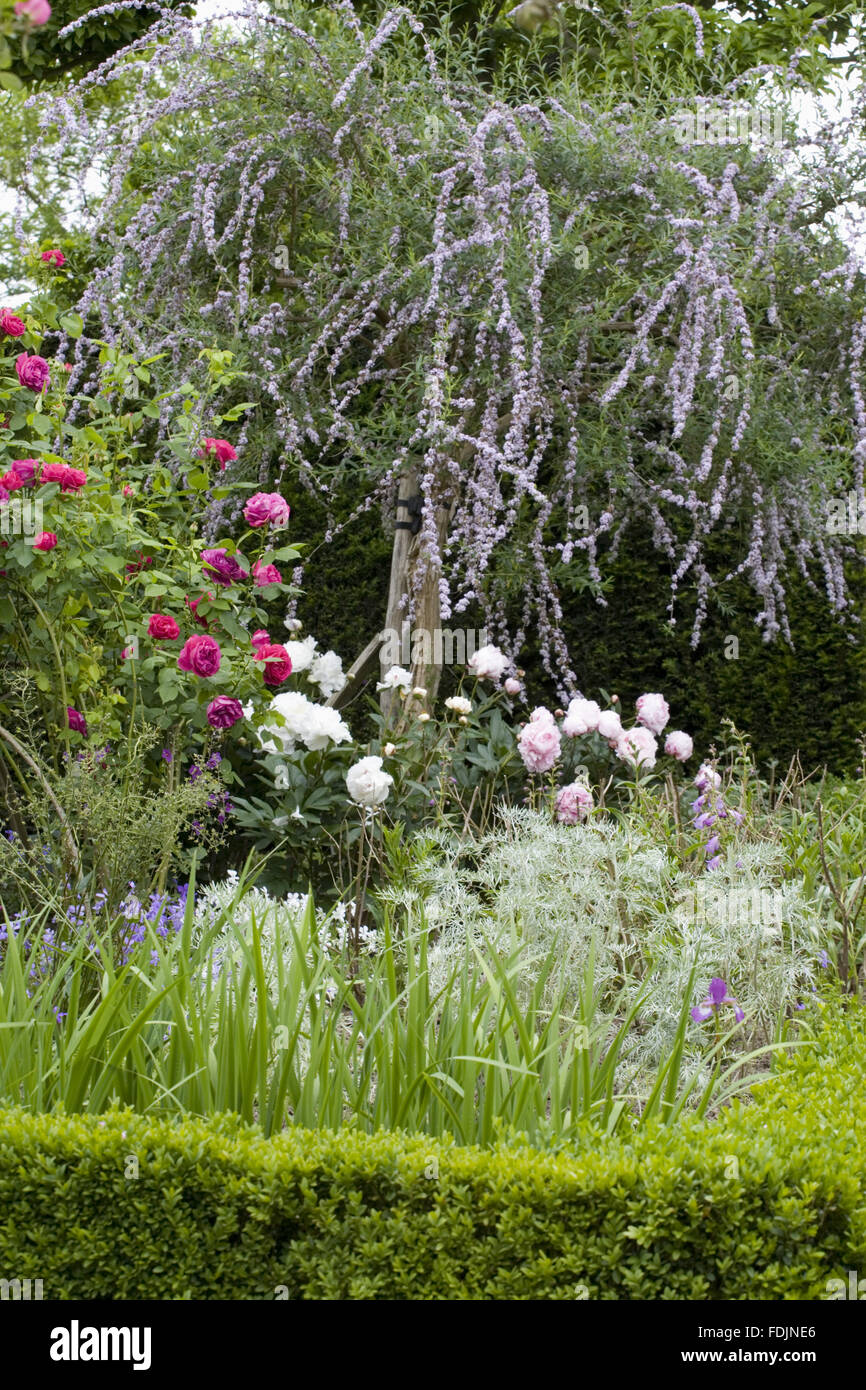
257 690 352 754
282 627 347 700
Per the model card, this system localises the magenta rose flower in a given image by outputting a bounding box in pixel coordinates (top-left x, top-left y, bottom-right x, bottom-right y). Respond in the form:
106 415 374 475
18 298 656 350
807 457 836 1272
252 559 282 587
10 459 38 484
206 696 244 729
40 248 65 266
147 613 180 640
15 0 51 25
251 629 270 649
32 532 57 551
67 706 87 735
15 353 50 392
39 462 66 486
0 308 26 337
244 492 291 528
60 466 86 493
177 634 222 677
0 471 24 493
254 642 293 687
198 437 237 467
201 547 248 587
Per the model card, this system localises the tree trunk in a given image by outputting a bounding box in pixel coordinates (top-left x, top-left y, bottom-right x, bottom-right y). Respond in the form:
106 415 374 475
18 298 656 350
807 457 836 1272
380 467 451 724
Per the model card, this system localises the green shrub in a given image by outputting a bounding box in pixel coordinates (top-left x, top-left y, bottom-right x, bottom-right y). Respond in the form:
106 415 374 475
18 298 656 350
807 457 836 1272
1 1006 864 1300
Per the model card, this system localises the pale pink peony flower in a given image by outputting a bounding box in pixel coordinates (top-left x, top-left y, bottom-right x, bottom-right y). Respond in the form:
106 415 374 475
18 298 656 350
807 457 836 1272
467 644 509 681
596 710 623 744
529 705 556 724
555 781 593 824
664 730 693 762
504 677 521 695
562 698 601 737
518 717 561 773
616 726 658 770
15 0 51 20
636 692 670 736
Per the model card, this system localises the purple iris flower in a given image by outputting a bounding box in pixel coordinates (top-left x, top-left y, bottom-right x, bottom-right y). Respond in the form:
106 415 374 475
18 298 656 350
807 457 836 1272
691 976 745 1024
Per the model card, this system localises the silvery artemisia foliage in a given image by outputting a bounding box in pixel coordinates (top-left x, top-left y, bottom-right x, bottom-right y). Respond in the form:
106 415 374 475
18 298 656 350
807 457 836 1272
420 808 820 1088
26 2 866 690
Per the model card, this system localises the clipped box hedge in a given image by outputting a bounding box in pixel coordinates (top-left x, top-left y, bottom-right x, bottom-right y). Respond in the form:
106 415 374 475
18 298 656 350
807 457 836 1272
1 1013 865 1300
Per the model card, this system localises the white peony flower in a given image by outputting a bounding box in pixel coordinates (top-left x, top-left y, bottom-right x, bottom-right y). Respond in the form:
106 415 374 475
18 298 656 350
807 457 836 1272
445 696 472 715
285 635 318 674
467 644 509 681
259 691 352 753
309 649 346 700
346 755 393 808
377 665 413 692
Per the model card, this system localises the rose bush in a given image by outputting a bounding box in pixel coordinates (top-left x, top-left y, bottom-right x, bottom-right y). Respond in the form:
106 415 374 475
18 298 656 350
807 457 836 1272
0 298 301 795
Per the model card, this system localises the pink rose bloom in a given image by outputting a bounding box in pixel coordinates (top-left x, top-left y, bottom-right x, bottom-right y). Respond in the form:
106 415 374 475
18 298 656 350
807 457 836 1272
504 677 521 695
664 730 693 762
518 717 561 773
555 781 593 824
206 696 244 729
10 459 38 484
252 558 282 587
251 629 271 649
122 485 134 497
15 353 50 392
147 614 180 640
0 308 26 337
596 710 623 744
616 726 658 770
32 531 57 551
635 692 670 736
201 547 248 587
40 248 65 266
562 698 601 737
15 0 51 24
244 492 291 528
695 763 721 792
177 634 222 677
0 470 24 493
198 437 237 467
67 706 87 736
254 642 293 687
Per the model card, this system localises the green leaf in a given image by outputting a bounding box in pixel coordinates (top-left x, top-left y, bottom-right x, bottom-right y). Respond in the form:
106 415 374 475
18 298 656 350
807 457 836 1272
59 313 85 340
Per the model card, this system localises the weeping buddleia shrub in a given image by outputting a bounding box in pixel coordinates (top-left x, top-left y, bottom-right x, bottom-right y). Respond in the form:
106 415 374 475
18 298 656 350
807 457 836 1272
21 0 866 691
420 807 822 1079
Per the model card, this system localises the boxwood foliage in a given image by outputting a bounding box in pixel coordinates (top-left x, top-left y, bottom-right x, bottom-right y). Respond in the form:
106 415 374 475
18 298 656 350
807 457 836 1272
0 1008 864 1300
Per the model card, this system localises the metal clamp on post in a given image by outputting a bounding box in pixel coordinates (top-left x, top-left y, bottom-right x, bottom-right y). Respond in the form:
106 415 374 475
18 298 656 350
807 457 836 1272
394 493 423 534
